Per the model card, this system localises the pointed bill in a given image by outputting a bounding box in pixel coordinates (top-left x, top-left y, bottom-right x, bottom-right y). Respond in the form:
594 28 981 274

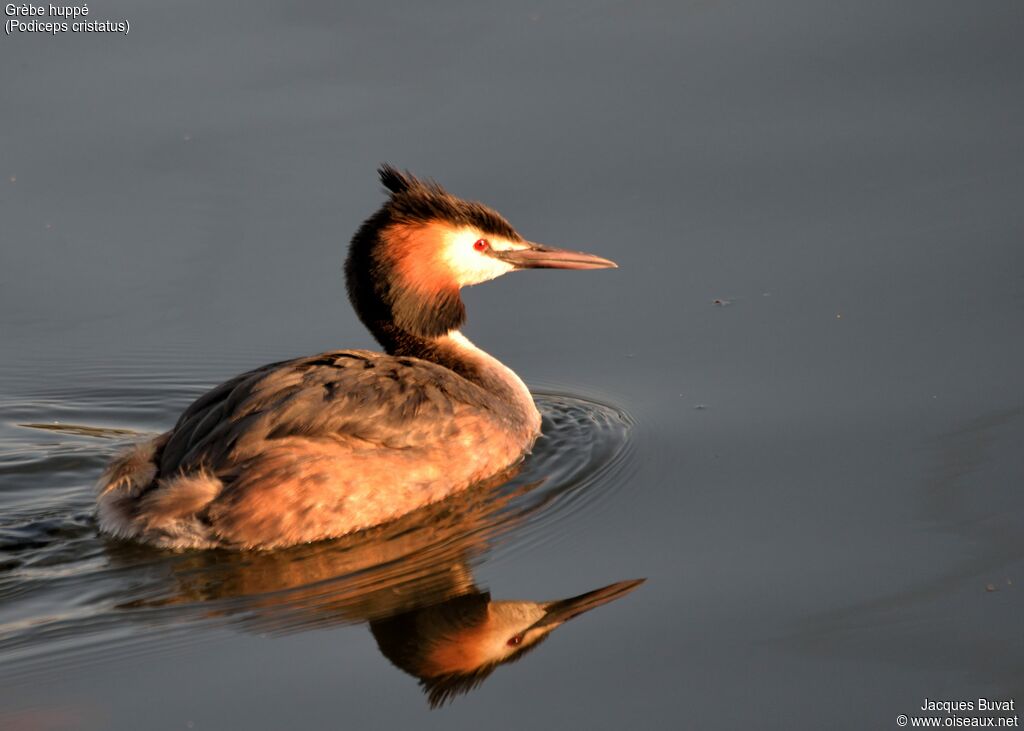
491 242 618 270
529 578 645 629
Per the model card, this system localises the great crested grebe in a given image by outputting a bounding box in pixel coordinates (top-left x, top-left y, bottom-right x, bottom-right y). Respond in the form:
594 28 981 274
96 165 616 549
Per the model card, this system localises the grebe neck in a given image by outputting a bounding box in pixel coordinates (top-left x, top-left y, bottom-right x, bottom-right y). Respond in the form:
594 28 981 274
376 324 540 433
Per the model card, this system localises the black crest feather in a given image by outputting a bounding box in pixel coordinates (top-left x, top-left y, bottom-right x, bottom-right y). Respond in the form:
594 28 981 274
375 164 520 240
379 164 417 195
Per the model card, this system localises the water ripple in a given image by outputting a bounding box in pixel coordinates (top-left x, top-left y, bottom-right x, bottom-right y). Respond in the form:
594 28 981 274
0 387 634 682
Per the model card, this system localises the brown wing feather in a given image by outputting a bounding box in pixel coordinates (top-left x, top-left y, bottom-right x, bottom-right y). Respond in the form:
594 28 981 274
157 350 504 477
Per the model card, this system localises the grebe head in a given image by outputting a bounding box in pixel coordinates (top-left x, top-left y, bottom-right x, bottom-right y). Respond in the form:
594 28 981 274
346 165 617 341
370 579 644 707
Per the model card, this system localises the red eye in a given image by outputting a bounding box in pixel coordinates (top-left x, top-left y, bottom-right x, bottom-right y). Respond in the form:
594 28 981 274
473 238 489 252
507 634 523 647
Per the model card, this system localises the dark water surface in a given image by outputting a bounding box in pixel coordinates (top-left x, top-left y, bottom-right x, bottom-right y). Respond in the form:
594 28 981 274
3 1 1024 729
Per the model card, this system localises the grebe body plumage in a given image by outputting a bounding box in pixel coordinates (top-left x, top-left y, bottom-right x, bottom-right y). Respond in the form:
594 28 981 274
96 166 615 549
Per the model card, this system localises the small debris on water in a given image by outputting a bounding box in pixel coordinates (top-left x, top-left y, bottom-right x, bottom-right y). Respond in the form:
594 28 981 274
835 313 843 319
19 422 142 438
712 298 732 307
693 404 707 410
985 583 998 592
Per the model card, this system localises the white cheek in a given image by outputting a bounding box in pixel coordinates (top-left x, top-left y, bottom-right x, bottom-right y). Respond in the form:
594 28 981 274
441 230 521 286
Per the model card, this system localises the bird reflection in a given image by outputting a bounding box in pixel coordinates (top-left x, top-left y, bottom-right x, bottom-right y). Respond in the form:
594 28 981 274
109 467 644 707
370 579 643 707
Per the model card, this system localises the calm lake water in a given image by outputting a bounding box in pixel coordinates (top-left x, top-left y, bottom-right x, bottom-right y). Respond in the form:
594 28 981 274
2 1 1023 729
